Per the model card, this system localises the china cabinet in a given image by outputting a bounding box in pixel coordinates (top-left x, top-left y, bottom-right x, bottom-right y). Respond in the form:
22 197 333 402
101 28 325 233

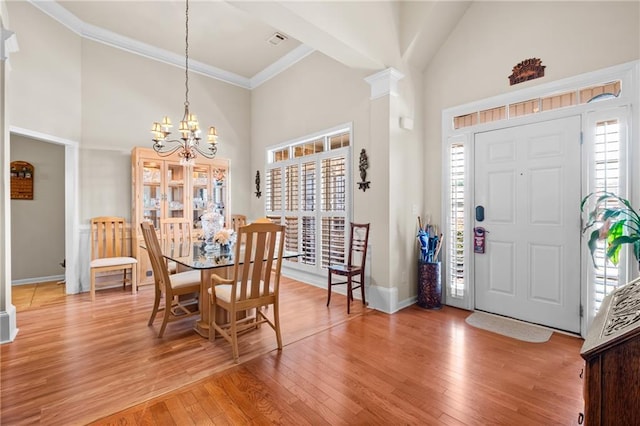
131 147 229 286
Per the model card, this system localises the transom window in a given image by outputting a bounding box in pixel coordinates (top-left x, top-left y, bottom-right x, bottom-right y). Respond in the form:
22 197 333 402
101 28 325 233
453 80 622 129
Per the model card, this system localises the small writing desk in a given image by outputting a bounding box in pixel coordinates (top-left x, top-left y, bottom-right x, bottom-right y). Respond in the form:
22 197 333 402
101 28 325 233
156 240 299 338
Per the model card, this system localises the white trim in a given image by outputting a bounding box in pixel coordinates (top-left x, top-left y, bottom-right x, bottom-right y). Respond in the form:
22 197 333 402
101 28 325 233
1 28 17 61
264 123 354 290
27 0 314 91
10 126 78 147
364 68 405 100
9 126 81 295
265 122 353 154
250 44 315 89
582 106 632 332
444 61 637 124
441 60 640 338
12 275 65 285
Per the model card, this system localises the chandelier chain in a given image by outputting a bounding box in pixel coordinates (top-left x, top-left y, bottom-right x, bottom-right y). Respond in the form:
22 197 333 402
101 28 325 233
150 0 219 165
184 0 189 108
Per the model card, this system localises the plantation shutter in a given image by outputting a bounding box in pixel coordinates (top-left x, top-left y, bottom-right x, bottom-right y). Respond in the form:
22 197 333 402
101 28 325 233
263 126 351 276
265 167 282 213
321 156 347 268
448 143 465 299
592 118 621 310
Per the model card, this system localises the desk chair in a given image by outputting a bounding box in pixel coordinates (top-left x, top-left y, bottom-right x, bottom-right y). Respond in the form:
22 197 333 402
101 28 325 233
89 217 138 302
141 222 201 338
327 222 370 314
208 222 285 363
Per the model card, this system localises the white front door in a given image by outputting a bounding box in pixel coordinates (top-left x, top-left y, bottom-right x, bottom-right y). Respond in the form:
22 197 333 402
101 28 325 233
474 116 582 333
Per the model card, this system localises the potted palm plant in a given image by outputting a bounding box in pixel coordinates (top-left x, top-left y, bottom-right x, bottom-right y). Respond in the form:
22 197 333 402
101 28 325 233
581 191 640 266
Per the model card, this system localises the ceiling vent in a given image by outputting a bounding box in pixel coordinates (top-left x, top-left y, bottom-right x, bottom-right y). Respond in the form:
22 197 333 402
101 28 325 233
267 32 288 46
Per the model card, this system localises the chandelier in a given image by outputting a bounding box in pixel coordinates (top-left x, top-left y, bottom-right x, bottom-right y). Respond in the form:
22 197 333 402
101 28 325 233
151 0 218 165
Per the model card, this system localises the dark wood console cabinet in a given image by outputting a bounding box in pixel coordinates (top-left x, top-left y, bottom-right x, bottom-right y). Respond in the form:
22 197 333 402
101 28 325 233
580 277 640 425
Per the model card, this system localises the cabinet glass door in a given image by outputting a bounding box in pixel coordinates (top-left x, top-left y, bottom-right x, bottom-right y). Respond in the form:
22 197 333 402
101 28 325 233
192 165 209 228
142 161 162 229
166 162 186 219
212 167 227 226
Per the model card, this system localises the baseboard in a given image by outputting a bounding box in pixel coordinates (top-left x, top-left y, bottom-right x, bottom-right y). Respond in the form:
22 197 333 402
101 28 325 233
12 275 65 286
282 266 417 315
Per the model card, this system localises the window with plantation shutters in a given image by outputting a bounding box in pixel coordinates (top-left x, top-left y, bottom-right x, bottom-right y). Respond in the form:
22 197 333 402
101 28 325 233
448 143 465 299
591 118 623 312
265 125 351 276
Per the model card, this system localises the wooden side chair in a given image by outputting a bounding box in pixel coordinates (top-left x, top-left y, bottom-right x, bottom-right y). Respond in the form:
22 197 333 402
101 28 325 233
327 222 370 314
230 214 247 233
208 222 285 363
89 216 138 302
159 218 192 274
141 222 201 338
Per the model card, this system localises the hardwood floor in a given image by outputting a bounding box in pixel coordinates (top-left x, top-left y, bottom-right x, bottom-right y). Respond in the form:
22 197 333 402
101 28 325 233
2 279 586 425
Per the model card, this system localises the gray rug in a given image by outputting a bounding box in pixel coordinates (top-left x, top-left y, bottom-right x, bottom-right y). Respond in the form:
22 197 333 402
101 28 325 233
465 311 553 343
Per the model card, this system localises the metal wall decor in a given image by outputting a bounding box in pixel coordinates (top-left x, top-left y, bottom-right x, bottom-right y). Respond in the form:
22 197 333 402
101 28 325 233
255 170 261 198
508 58 545 86
358 149 370 192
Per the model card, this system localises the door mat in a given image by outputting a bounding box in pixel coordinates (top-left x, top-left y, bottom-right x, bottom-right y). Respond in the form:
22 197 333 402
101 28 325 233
465 311 553 343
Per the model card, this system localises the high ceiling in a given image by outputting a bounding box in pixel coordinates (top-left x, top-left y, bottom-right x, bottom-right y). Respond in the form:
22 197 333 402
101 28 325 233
38 1 472 89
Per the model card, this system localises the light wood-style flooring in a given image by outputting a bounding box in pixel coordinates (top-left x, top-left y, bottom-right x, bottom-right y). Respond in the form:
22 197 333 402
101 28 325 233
2 279 585 425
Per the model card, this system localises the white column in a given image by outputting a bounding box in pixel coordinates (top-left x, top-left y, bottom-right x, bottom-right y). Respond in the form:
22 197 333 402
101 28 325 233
0 18 18 343
362 68 404 313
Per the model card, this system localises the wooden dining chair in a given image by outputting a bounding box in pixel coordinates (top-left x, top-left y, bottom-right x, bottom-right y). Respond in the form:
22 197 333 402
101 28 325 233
159 218 192 274
208 222 285 363
230 214 247 233
327 222 370 314
141 222 201 338
89 216 138 302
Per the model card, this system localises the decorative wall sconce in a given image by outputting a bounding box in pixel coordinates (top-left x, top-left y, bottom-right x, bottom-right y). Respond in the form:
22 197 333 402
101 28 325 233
255 170 261 198
358 149 370 192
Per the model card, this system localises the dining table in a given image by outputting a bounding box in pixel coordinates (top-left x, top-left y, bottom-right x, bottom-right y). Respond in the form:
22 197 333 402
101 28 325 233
156 239 299 339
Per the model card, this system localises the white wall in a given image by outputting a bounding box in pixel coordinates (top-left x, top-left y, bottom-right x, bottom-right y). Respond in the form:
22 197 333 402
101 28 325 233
389 65 424 303
251 51 426 308
7 2 81 142
7 3 253 225
10 135 65 282
424 1 640 226
78 39 253 222
250 52 389 282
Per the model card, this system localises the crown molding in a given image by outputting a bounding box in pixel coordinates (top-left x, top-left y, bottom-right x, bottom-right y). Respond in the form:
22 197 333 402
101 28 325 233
250 44 315 89
27 0 314 90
